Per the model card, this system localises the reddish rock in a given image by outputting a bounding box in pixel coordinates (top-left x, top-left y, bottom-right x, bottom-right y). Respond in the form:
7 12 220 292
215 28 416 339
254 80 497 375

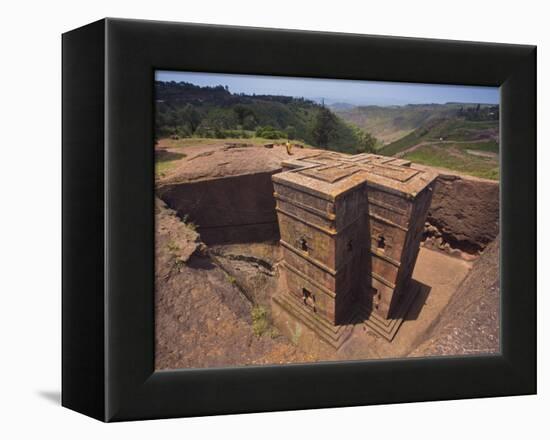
158 143 320 184
428 173 499 252
156 144 323 244
409 237 500 357
155 195 313 369
156 144 499 252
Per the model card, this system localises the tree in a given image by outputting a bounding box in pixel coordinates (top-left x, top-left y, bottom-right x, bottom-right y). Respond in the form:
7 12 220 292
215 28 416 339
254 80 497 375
353 128 377 153
233 104 257 127
195 108 238 138
286 125 297 140
255 125 287 139
242 114 257 131
187 105 201 133
312 107 337 147
180 104 201 134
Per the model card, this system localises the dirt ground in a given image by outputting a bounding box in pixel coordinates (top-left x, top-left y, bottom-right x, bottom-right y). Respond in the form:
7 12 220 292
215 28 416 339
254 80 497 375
155 197 498 369
270 246 474 361
410 237 500 357
155 198 316 369
156 139 322 184
156 141 499 254
154 142 500 369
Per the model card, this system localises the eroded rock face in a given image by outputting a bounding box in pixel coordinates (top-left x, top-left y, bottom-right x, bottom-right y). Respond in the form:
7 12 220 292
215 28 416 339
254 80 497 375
158 143 317 184
155 187 500 366
155 197 205 270
209 242 282 310
158 172 281 244
155 196 311 369
156 144 322 244
156 144 499 253
409 237 500 357
427 173 499 253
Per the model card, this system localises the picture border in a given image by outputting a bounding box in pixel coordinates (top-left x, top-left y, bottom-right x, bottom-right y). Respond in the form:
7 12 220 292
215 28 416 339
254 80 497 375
62 18 536 422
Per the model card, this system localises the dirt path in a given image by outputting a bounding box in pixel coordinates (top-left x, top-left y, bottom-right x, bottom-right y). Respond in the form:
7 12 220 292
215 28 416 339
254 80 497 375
394 139 493 158
465 149 498 158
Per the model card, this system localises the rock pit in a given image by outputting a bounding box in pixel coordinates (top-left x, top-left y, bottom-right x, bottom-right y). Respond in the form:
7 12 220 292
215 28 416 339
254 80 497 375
155 142 500 367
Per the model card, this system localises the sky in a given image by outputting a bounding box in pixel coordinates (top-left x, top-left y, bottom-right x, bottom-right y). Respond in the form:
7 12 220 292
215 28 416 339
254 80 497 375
156 70 499 106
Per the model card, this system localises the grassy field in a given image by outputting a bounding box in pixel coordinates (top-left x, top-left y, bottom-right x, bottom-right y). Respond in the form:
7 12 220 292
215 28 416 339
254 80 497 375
450 140 499 153
157 136 316 149
420 119 498 142
156 158 183 177
335 103 499 145
379 125 433 156
333 103 456 146
155 148 188 178
403 144 499 180
379 118 499 156
373 116 500 180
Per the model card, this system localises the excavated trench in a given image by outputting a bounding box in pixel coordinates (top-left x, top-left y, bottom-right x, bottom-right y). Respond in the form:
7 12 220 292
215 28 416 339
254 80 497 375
155 164 501 365
157 171 281 245
157 169 499 256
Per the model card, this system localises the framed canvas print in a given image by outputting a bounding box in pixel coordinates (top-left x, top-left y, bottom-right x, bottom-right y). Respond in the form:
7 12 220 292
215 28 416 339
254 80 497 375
62 18 536 422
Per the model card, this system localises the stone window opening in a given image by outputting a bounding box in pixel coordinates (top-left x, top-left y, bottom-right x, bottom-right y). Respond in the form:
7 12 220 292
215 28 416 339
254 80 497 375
377 234 386 251
302 288 316 312
372 288 380 310
299 237 308 252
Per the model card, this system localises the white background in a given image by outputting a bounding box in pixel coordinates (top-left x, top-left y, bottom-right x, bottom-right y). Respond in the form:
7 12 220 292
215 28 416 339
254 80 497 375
0 0 546 437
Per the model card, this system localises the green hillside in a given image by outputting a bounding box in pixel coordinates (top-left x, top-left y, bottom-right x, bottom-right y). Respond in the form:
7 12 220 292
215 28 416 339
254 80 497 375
156 83 500 180
374 107 500 180
379 116 499 156
334 103 499 147
155 81 377 154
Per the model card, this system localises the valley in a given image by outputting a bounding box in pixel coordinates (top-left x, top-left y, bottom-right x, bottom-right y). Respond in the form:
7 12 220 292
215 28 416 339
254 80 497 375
334 103 499 180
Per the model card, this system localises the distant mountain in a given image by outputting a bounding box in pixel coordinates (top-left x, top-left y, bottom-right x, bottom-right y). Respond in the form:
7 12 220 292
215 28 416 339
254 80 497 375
379 115 499 156
155 81 499 178
334 103 498 146
328 102 356 111
374 106 500 180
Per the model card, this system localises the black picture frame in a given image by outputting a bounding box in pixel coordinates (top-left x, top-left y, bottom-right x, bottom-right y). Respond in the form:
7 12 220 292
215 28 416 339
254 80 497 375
62 18 536 422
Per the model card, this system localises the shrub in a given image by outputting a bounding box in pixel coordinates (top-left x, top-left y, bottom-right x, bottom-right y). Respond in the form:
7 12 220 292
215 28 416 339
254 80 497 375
251 306 270 337
255 125 287 139
285 125 297 140
221 129 251 139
